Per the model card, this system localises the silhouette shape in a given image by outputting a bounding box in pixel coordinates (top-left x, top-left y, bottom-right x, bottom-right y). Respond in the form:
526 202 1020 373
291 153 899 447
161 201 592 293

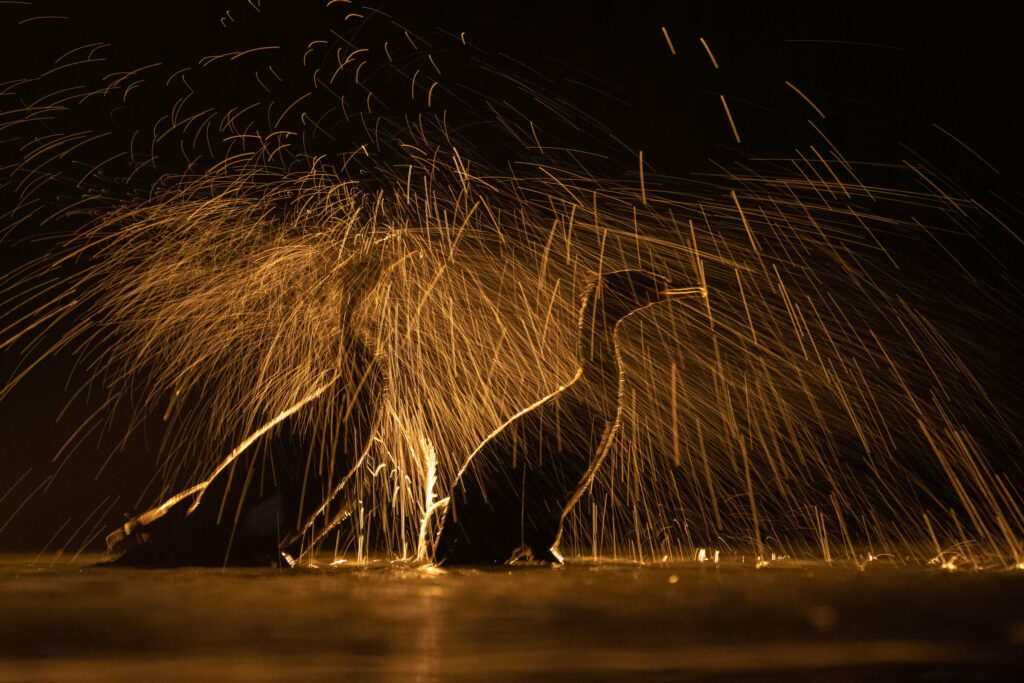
105 255 386 567
105 341 383 567
434 269 705 565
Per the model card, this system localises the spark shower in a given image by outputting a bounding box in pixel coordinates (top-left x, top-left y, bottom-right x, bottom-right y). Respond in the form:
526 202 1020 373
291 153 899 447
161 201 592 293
1 1 1022 567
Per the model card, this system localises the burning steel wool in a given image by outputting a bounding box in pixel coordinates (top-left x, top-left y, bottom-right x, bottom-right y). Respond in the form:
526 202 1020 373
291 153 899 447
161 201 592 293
1 1 1022 570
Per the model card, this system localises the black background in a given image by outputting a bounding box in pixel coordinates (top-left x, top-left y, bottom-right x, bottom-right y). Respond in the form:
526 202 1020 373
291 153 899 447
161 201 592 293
1 1 1021 550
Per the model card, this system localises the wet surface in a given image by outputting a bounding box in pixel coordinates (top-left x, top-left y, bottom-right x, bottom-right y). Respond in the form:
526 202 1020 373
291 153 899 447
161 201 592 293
1 554 1023 681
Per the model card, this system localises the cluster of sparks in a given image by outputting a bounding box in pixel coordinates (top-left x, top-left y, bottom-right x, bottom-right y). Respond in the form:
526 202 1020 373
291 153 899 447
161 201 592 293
1 1 1022 568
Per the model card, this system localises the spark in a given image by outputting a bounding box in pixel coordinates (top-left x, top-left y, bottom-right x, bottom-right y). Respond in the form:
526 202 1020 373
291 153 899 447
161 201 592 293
700 37 719 69
720 95 741 143
661 27 676 56
784 81 826 119
638 150 646 205
0 3 1021 569
931 123 999 175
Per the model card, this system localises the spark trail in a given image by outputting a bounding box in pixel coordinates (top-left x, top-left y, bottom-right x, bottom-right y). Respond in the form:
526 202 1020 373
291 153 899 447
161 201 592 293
0 1 1021 567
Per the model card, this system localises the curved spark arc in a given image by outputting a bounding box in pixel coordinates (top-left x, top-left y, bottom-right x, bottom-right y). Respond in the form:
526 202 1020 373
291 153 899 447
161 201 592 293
0 1 1021 567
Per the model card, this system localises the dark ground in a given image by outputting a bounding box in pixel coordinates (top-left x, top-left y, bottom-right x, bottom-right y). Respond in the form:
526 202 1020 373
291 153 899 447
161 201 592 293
1 554 1022 682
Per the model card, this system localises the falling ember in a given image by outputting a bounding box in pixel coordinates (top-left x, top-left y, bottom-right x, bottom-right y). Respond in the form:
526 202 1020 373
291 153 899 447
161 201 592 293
638 150 647 205
0 0 1021 574
699 37 720 69
661 27 676 55
719 95 742 144
784 80 826 119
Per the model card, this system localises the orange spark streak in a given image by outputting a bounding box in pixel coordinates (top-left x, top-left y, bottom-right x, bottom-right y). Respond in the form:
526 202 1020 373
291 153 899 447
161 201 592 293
700 37 719 69
720 95 741 143
661 27 676 55
784 81 826 118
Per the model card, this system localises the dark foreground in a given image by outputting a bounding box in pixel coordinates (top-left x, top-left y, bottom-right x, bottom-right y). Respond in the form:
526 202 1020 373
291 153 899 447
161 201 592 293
1 554 1022 682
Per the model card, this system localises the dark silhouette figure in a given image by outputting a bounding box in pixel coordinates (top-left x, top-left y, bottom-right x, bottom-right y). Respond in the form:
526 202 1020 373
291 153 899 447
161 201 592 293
434 270 705 565
105 341 383 567
105 256 386 567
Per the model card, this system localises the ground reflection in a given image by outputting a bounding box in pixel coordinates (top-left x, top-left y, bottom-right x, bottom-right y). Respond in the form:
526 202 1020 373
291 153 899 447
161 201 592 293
1 554 1022 681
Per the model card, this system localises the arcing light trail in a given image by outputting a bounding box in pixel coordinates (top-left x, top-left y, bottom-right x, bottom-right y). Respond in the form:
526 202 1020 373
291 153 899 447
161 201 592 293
0 2 1022 568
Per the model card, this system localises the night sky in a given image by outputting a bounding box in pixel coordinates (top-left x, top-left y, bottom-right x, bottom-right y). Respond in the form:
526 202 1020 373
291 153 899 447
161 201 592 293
1 1 1022 551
